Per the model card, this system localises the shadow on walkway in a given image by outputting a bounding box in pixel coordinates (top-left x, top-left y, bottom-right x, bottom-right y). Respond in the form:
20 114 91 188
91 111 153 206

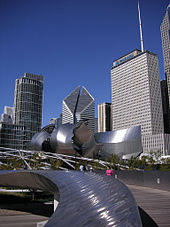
0 193 53 217
138 206 158 227
0 193 159 227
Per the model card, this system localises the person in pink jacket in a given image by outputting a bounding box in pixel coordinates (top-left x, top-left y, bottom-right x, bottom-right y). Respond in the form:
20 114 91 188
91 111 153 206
106 167 114 176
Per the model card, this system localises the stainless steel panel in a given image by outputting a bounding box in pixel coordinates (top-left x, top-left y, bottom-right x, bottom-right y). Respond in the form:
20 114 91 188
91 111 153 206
30 131 50 151
50 123 74 152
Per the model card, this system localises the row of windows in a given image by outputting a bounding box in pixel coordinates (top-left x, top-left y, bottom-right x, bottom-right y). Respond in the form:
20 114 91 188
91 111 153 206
18 78 42 86
16 92 42 100
112 97 150 106
0 124 25 130
0 134 25 139
16 102 42 112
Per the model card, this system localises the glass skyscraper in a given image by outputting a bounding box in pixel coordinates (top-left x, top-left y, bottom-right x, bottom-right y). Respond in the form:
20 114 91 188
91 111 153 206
0 73 43 150
14 73 44 148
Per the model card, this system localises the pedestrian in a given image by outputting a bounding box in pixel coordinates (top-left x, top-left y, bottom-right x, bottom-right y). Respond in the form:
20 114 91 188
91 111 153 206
89 166 94 172
79 164 84 171
106 167 114 176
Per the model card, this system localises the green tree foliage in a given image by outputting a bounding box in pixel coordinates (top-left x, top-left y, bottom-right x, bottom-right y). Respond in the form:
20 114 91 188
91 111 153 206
49 158 63 170
105 154 121 170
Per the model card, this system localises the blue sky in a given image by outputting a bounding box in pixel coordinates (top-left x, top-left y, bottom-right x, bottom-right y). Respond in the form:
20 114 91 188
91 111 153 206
0 0 169 127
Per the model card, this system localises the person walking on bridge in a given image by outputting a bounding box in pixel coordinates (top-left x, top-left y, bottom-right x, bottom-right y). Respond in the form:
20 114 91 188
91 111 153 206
106 167 114 176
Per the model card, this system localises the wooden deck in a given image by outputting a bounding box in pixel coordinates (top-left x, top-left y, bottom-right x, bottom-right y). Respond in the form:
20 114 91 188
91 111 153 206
128 184 170 227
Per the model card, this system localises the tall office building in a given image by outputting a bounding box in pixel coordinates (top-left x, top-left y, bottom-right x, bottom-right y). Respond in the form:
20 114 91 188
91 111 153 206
111 50 164 135
98 102 112 132
0 122 26 150
161 4 170 81
62 86 80 125
14 73 44 148
1 106 14 124
111 50 170 154
62 86 95 132
160 79 169 133
160 4 170 130
94 117 98 133
0 106 26 149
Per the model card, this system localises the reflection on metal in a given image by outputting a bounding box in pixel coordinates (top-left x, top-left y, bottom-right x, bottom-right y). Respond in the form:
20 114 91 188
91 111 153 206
73 121 93 147
31 122 142 159
95 126 142 158
0 170 142 227
50 123 75 154
72 122 101 158
41 124 56 133
30 131 50 151
95 126 141 143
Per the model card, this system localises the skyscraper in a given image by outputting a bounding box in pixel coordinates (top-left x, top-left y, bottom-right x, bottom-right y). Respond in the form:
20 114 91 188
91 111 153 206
111 50 170 154
62 86 95 132
98 102 112 132
161 4 170 82
160 4 170 131
14 73 44 148
160 79 169 133
62 86 80 125
111 50 164 135
0 106 26 150
0 121 26 150
1 106 14 124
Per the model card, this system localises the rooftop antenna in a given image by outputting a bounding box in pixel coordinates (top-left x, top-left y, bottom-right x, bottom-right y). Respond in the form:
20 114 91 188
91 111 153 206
138 1 144 52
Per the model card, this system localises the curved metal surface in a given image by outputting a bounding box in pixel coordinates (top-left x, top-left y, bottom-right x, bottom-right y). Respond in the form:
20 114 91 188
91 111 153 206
95 126 142 158
73 121 93 147
0 170 142 227
30 131 50 151
95 126 141 143
72 122 100 158
41 124 56 133
31 123 142 159
50 123 75 152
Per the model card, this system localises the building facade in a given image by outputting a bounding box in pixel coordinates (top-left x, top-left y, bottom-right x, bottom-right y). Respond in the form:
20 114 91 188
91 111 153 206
0 73 44 150
111 50 170 155
98 102 112 132
14 73 43 148
62 87 80 125
1 106 14 124
160 79 169 133
0 122 26 150
62 86 95 132
160 4 170 87
111 50 164 135
160 4 170 131
94 117 98 133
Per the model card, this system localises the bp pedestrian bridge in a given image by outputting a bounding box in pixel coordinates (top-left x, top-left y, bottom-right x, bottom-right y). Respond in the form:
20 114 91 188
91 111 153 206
0 170 142 227
1 170 169 227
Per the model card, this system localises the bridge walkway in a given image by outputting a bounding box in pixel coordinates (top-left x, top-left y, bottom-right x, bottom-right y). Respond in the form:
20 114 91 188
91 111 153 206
128 184 170 227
